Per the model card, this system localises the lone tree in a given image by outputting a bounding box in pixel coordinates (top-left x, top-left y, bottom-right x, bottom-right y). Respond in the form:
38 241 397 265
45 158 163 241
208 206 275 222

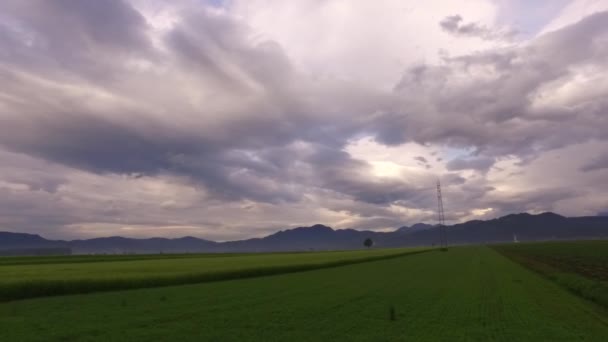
363 238 374 248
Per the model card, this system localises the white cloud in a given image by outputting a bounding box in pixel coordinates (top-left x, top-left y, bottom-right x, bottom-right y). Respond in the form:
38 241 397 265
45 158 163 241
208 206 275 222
540 0 608 35
229 0 500 87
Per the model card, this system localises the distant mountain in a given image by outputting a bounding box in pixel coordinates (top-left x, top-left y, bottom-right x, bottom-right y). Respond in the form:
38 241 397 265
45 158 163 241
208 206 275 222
69 236 217 254
1 212 607 255
0 232 67 250
0 233 216 254
219 224 380 252
441 212 597 244
396 223 433 233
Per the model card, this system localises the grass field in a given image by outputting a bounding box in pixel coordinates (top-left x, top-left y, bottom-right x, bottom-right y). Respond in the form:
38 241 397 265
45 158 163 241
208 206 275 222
1 246 608 341
0 252 252 266
0 247 428 301
493 240 608 308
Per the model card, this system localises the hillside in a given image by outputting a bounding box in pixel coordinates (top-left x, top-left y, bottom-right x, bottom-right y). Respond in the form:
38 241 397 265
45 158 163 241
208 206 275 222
1 212 607 254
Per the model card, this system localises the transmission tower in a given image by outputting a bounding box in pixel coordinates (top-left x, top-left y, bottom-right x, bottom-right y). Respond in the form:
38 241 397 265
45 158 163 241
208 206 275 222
436 179 448 251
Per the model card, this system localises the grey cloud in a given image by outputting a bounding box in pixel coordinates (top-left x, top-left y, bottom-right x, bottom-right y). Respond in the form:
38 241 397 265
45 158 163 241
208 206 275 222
0 150 68 194
304 146 432 205
0 1 401 205
446 157 495 172
0 0 152 80
0 152 78 233
0 188 74 231
429 178 494 216
0 112 191 174
439 15 517 41
323 200 400 219
0 2 607 239
388 11 608 160
344 217 407 231
0 2 398 209
0 5 310 204
166 9 294 93
580 153 608 172
0 100 303 204
443 173 467 186
485 187 581 216
413 156 431 169
4 174 65 194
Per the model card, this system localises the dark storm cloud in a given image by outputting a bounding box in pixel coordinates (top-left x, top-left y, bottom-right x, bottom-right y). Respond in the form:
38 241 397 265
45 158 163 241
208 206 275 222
0 4 311 204
0 111 195 174
440 15 517 41
0 2 406 207
0 100 303 204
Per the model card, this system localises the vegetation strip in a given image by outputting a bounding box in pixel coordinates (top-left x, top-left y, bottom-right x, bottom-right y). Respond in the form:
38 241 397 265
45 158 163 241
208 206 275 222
0 248 432 301
0 251 322 267
492 241 608 309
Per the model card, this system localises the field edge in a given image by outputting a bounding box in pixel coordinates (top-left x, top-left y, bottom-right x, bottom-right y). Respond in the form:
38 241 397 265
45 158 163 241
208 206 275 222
491 243 608 310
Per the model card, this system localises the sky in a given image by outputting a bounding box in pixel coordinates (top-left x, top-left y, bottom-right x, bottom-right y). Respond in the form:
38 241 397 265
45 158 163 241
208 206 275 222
0 0 607 241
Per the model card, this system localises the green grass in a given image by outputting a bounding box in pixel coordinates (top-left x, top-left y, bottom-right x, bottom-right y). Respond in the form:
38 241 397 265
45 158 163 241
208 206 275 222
1 247 607 341
493 240 608 309
0 247 428 301
0 252 253 266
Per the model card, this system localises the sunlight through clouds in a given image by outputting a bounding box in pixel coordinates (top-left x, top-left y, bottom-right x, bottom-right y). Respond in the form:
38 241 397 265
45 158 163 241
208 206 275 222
0 0 607 239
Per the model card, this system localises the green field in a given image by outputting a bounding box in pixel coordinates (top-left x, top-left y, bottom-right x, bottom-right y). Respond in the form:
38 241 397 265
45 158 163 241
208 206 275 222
1 246 608 341
493 240 608 308
0 247 427 301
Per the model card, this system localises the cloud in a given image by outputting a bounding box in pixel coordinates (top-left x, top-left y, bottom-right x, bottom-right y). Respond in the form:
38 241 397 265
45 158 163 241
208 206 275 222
540 0 608 35
0 0 152 81
390 11 608 158
580 153 608 172
0 1 607 239
229 0 499 87
485 187 580 216
446 157 495 172
439 14 518 41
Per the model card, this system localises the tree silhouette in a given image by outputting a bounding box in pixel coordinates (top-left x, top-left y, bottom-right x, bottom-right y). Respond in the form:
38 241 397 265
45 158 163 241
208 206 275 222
363 238 373 248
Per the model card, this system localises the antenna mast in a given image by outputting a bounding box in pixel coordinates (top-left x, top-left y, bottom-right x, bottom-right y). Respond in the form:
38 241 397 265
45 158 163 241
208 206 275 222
436 179 448 251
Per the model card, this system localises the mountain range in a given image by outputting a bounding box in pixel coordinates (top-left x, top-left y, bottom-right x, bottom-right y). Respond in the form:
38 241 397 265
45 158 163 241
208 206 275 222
1 212 607 255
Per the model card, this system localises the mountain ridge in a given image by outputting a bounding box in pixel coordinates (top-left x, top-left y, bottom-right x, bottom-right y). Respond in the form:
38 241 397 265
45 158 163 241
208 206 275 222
1 212 607 254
